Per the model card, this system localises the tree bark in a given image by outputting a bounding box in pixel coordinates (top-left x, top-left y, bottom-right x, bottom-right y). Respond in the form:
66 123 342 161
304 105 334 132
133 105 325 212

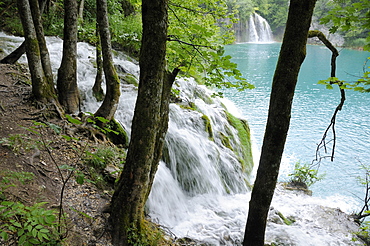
92 22 104 102
16 0 55 101
57 0 80 114
29 0 54 90
94 0 120 121
243 1 317 245
78 0 84 21
110 0 169 244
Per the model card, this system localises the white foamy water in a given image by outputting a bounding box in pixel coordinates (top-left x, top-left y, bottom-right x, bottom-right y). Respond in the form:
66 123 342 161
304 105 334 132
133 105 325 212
0 32 363 245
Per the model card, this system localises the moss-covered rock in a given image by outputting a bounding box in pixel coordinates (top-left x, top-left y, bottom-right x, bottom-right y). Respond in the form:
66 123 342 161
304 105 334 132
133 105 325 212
106 118 129 148
224 111 254 174
202 114 214 140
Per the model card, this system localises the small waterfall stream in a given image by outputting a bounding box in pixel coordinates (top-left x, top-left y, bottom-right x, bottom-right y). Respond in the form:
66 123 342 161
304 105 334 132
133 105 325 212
0 32 363 245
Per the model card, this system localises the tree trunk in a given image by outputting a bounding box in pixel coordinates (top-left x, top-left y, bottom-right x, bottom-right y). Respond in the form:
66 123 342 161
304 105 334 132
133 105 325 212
57 0 80 114
78 0 84 21
16 0 55 101
94 0 120 121
1 0 47 65
243 1 317 245
110 0 169 244
92 22 104 102
29 0 54 90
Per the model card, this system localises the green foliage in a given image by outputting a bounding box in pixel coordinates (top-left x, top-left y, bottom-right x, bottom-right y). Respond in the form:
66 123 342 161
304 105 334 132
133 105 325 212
42 0 65 37
84 145 124 170
110 14 142 57
288 161 325 187
0 201 61 245
0 171 61 245
254 0 289 35
0 134 40 154
0 170 35 201
226 0 255 22
320 0 370 50
167 0 253 92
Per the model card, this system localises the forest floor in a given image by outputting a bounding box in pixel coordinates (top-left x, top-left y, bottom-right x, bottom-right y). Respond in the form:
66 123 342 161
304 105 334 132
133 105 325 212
0 63 116 245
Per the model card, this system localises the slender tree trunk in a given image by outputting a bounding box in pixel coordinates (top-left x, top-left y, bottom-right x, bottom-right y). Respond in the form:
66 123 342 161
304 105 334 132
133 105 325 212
78 0 84 21
147 68 179 199
1 0 47 64
29 0 54 90
92 22 104 102
94 0 120 120
110 0 169 244
16 0 55 101
243 1 317 245
57 0 80 114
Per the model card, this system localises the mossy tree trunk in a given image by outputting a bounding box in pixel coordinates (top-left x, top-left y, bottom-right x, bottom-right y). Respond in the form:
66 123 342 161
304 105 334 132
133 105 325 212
16 0 56 102
94 0 120 121
57 0 80 114
110 0 171 244
243 0 317 245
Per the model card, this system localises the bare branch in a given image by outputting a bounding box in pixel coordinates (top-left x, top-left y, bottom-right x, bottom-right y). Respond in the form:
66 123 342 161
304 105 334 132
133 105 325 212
309 30 345 164
167 37 213 48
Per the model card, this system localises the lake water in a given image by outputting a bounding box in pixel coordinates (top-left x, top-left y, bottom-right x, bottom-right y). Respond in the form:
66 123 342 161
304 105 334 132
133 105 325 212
223 43 370 202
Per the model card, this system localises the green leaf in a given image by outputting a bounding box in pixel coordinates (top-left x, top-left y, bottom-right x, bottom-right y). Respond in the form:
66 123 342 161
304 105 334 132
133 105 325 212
76 174 85 185
19 234 27 244
28 238 40 244
18 228 25 237
96 116 109 124
32 228 37 237
44 215 56 224
66 114 82 125
47 123 62 134
0 231 8 241
326 84 334 90
13 221 22 228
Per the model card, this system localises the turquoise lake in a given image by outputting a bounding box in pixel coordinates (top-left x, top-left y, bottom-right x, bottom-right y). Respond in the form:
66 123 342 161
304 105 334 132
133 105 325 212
223 43 370 203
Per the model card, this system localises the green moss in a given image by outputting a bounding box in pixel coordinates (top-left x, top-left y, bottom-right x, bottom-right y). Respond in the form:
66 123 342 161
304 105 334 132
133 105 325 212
122 74 139 86
201 114 214 140
225 111 253 173
194 88 214 105
277 211 295 225
106 119 129 148
179 101 198 111
219 131 233 151
127 220 164 246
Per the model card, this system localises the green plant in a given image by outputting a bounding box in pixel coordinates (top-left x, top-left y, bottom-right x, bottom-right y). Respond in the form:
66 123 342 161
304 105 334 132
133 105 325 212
0 201 61 245
0 134 40 154
0 171 35 197
288 161 325 187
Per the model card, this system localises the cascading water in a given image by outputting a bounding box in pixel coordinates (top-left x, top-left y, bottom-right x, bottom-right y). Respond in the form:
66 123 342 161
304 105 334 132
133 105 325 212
234 13 274 43
0 32 364 245
247 13 274 43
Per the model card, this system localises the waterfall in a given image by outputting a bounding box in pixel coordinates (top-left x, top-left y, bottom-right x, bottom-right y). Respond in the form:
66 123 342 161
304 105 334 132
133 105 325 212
233 13 273 43
0 32 363 246
247 13 274 43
